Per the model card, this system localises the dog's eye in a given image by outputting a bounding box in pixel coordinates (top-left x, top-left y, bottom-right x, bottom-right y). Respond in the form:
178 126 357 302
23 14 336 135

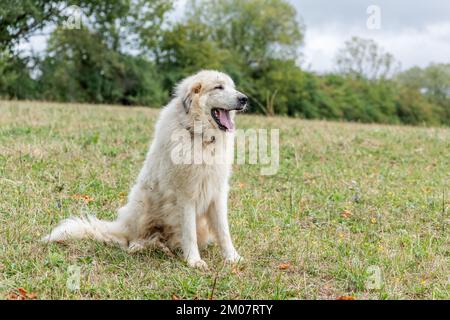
214 85 224 90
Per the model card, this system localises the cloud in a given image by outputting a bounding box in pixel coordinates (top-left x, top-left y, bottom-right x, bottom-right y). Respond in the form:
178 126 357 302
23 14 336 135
291 0 450 30
291 0 450 72
301 22 450 72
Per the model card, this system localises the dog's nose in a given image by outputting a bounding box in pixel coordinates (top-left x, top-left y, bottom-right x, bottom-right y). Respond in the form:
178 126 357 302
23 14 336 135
238 95 248 106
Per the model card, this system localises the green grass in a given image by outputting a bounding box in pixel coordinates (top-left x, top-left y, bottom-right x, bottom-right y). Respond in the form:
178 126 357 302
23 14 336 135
0 100 448 300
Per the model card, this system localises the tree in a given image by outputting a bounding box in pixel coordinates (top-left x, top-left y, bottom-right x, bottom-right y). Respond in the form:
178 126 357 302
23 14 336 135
0 0 447 126
39 27 165 105
0 50 37 99
396 63 450 123
0 1 129 52
0 0 174 54
0 0 173 100
395 86 439 125
157 20 237 92
127 0 174 59
335 36 399 80
186 0 303 67
397 63 450 102
159 0 305 111
1 0 64 52
244 59 305 116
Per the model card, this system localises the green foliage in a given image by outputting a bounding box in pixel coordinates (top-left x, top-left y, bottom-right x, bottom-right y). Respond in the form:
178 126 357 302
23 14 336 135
39 28 165 106
186 0 303 64
0 0 141 52
0 0 448 126
157 20 237 91
396 64 450 124
158 0 305 113
0 51 37 99
395 86 440 125
0 0 65 51
245 59 305 116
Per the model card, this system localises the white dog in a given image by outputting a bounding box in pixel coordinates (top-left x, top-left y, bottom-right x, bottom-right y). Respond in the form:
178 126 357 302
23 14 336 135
43 70 248 269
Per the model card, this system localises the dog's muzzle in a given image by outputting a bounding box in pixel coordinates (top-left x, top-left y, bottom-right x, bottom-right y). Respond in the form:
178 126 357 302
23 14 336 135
235 94 248 111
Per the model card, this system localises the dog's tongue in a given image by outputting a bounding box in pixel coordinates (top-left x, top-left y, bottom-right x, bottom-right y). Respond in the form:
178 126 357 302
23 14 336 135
218 109 234 131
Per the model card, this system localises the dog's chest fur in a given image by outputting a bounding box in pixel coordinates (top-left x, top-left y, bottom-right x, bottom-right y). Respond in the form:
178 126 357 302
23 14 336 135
190 163 228 215
167 138 232 214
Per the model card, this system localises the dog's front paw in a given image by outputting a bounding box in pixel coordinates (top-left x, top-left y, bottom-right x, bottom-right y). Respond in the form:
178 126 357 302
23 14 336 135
187 259 209 270
224 252 243 264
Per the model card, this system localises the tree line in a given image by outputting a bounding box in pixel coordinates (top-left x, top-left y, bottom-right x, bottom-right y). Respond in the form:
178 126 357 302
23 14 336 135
1 0 449 125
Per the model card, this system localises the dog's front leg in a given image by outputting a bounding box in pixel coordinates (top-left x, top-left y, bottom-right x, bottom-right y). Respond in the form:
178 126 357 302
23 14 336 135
181 203 208 270
208 194 242 264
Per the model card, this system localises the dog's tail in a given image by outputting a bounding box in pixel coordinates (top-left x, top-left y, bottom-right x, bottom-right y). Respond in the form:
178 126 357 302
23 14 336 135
42 215 128 247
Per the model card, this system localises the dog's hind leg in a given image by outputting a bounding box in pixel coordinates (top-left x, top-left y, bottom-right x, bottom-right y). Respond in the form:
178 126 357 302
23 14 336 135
127 236 174 257
127 239 151 253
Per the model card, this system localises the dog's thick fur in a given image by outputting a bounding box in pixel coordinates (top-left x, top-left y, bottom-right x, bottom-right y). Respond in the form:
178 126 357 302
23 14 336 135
43 70 247 269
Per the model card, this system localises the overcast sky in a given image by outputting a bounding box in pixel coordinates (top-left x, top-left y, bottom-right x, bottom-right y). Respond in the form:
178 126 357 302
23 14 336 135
288 0 450 72
23 0 450 73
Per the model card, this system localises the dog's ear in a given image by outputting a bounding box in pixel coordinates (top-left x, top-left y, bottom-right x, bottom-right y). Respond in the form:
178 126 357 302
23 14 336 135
182 83 202 113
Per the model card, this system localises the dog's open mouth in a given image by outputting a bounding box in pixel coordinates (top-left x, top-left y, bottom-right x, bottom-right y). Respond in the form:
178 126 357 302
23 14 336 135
211 108 234 131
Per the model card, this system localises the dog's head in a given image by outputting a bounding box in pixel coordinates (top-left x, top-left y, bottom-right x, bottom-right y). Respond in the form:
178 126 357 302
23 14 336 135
175 70 248 132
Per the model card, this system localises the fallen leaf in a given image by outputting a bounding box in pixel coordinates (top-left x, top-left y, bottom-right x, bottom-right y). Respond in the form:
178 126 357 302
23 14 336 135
7 288 37 300
341 209 353 218
17 287 27 296
71 194 94 203
337 295 356 300
171 294 181 300
7 293 23 300
26 292 37 299
231 264 244 275
278 263 291 270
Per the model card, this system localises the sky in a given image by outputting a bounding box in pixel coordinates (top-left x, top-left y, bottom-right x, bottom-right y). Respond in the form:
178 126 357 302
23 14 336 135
288 0 450 72
21 0 450 73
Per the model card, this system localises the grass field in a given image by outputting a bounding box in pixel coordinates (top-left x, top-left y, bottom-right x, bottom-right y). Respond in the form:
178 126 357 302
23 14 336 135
0 100 448 300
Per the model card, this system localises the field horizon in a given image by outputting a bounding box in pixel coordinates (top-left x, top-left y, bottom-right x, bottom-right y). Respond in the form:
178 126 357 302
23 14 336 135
0 100 448 300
